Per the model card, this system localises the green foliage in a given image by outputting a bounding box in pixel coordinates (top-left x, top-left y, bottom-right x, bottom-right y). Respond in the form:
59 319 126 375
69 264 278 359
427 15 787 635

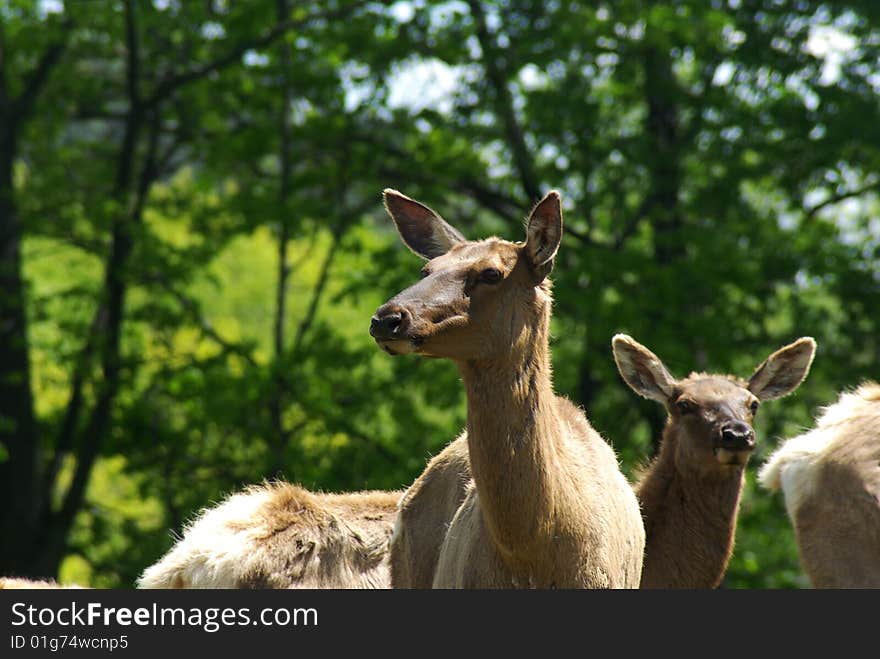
4 0 879 587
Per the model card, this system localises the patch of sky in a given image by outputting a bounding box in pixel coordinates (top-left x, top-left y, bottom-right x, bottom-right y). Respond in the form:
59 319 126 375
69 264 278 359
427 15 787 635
38 0 63 18
201 22 226 41
386 58 474 115
804 24 857 86
243 51 269 68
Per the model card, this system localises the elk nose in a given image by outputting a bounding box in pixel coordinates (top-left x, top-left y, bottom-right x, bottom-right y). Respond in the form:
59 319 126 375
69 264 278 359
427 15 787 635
370 307 407 340
720 423 755 450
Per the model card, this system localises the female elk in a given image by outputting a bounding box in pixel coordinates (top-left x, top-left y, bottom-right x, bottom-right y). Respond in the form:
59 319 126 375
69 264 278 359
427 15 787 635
612 334 816 588
374 189 644 588
759 381 880 588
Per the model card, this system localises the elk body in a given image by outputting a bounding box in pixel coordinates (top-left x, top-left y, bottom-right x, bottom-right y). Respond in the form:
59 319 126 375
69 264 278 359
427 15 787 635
390 433 471 588
758 381 880 588
137 483 401 589
612 334 816 588
374 189 644 588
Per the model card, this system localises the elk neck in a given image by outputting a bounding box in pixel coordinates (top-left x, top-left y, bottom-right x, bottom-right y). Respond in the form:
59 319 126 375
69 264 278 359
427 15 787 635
636 420 747 588
455 290 566 558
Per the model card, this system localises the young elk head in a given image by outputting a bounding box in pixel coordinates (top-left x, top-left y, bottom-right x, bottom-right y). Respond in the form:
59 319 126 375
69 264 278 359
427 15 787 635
370 189 562 362
612 335 816 471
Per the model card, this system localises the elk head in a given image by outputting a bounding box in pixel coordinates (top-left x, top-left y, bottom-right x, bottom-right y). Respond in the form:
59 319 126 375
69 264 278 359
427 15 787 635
370 189 563 362
612 335 817 470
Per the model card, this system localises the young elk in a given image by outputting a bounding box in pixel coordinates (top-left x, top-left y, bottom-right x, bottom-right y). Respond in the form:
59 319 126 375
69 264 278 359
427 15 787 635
759 381 880 588
612 334 816 589
374 189 644 588
137 483 401 589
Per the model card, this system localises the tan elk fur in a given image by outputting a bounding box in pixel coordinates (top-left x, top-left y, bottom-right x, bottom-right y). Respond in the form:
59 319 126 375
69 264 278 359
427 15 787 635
376 190 644 588
0 577 84 589
613 334 816 588
390 434 472 588
759 381 880 588
434 384 644 588
138 482 401 588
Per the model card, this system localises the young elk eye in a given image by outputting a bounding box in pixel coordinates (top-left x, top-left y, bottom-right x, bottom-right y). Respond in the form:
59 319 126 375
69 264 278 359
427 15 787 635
479 268 503 284
676 399 696 415
750 400 760 415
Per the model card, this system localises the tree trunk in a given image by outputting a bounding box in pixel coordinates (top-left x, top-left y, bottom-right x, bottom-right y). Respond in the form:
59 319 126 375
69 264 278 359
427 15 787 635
24 1 146 575
0 124 44 574
468 0 541 202
642 44 684 455
0 15 69 576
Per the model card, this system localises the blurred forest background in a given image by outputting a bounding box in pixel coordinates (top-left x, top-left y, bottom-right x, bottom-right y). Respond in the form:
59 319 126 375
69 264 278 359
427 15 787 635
1 0 878 588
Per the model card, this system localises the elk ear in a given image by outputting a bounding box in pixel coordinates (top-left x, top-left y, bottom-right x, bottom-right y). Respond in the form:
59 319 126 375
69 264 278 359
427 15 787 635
748 337 817 401
524 190 563 280
612 334 677 404
383 189 465 260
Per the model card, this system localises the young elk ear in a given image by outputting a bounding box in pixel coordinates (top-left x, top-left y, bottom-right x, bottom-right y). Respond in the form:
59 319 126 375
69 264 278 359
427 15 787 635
524 190 563 281
747 337 817 401
612 334 677 404
383 189 465 260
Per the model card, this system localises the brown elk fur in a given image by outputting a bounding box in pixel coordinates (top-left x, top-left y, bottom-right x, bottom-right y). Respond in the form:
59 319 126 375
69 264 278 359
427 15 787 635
613 334 816 588
138 482 401 589
375 190 644 588
759 381 880 588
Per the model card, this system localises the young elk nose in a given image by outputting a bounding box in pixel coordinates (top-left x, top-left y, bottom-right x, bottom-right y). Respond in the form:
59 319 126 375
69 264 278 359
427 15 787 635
370 305 409 341
720 422 756 450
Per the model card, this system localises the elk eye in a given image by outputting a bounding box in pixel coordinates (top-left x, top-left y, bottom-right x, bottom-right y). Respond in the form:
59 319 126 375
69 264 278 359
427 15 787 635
479 268 503 284
420 268 430 279
676 399 695 415
750 400 760 415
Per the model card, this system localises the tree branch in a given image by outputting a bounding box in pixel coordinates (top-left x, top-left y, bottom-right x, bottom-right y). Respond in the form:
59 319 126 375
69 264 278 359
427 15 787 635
681 55 727 146
47 17 156 554
348 127 528 225
44 312 101 498
804 182 880 220
142 1 373 111
565 225 598 247
323 414 405 466
288 197 376 360
613 193 652 250
10 17 73 123
467 0 541 202
455 177 525 224
269 0 296 475
123 0 141 107
144 271 260 369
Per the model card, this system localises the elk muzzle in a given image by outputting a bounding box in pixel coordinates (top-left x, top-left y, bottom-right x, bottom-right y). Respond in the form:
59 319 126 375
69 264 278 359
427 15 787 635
370 305 410 341
714 421 756 466
370 268 470 356
719 422 756 451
